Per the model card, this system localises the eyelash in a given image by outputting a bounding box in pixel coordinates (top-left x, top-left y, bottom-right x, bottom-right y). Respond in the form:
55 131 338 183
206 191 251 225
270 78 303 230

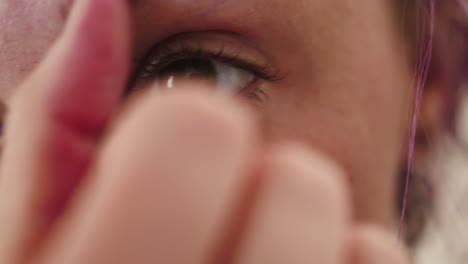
128 42 281 100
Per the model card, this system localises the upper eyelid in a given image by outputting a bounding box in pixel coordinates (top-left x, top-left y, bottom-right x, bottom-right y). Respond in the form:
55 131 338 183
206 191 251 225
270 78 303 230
141 43 282 81
131 32 284 81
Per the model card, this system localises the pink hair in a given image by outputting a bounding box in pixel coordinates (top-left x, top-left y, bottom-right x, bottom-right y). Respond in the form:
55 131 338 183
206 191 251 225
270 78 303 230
399 0 468 239
399 0 436 238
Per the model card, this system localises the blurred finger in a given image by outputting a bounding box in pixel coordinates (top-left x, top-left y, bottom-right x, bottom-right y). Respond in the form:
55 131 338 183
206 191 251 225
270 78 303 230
0 0 130 262
38 89 257 264
234 145 350 264
348 226 410 264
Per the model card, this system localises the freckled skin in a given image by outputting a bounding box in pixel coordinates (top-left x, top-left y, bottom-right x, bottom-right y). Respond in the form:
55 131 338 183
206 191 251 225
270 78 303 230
0 0 69 99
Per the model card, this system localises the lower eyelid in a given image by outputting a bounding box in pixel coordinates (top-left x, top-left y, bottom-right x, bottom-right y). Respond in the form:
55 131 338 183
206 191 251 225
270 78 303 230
239 78 264 98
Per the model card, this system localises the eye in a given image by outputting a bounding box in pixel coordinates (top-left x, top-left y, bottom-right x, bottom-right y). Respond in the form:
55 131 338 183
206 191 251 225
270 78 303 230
128 34 281 102
145 58 256 96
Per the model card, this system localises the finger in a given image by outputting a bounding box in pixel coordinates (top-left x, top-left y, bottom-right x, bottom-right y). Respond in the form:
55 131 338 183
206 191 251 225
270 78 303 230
234 145 350 264
38 89 257 264
348 226 410 264
0 0 130 262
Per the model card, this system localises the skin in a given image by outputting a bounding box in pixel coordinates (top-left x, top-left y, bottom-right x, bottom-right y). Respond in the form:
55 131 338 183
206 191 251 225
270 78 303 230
0 0 416 263
0 0 72 98
132 0 413 227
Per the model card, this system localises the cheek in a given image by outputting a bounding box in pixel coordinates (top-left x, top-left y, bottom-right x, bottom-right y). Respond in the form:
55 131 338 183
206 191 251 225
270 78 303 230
0 0 69 100
263 62 411 225
258 0 413 225
265 71 411 178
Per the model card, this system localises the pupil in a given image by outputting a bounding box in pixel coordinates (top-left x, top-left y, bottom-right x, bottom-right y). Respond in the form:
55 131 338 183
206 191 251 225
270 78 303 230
158 59 217 81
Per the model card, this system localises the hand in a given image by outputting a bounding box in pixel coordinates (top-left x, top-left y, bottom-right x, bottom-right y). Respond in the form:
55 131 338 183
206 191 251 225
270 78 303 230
0 0 410 263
